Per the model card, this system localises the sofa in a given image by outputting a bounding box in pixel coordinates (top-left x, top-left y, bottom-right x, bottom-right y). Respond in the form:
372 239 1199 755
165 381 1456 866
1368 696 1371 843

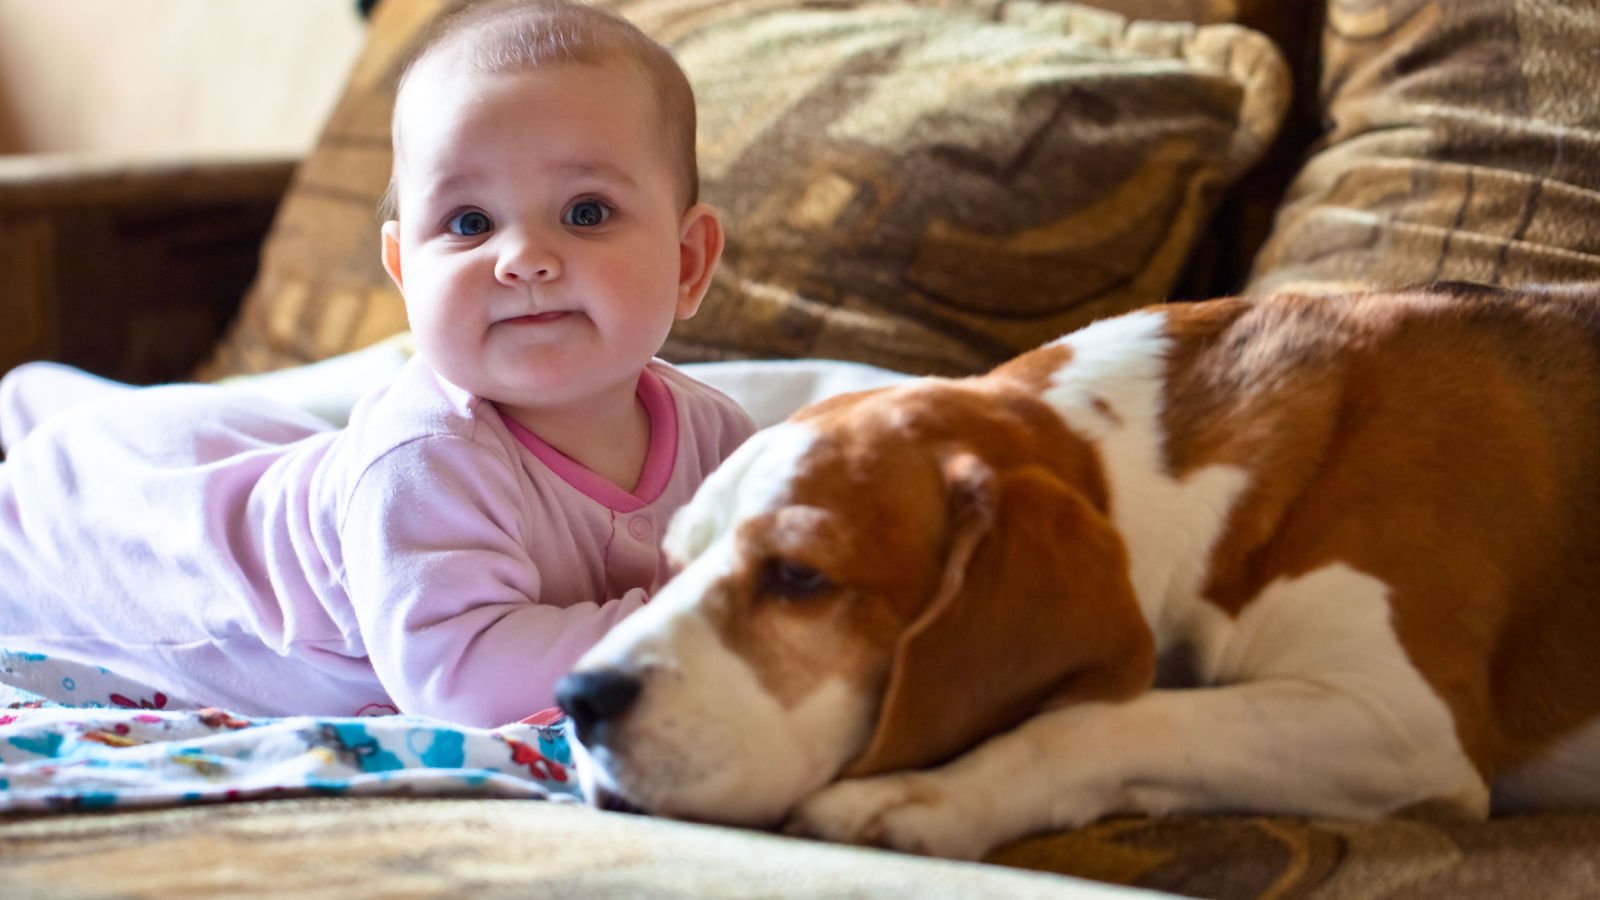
5 0 1600 896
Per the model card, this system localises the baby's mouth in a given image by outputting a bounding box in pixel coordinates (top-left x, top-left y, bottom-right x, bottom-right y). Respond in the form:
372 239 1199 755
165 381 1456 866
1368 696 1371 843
502 311 570 325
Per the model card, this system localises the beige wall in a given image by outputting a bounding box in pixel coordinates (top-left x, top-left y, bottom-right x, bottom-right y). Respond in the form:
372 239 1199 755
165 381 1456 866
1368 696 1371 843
0 0 367 157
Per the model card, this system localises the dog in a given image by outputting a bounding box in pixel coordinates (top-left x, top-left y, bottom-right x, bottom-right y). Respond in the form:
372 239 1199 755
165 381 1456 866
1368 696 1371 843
555 283 1600 860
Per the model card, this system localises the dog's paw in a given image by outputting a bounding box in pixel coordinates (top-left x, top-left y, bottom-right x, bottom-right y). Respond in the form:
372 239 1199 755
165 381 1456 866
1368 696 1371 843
783 775 992 860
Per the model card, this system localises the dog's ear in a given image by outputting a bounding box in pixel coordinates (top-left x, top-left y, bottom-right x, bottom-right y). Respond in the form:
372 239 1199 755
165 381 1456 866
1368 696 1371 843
843 454 1155 778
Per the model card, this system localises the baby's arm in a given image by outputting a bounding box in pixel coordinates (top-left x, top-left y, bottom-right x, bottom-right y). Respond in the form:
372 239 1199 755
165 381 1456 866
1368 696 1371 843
339 436 649 727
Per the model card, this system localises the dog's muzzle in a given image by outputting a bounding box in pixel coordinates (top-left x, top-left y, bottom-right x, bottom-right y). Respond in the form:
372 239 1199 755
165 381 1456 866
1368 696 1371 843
555 667 642 749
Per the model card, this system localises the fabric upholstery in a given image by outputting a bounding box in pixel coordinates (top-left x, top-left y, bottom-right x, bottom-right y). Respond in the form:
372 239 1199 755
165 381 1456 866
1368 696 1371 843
9 795 1600 898
990 810 1600 898
1 797 1121 899
1063 0 1327 299
635 0 1288 375
1244 0 1600 294
201 0 1289 378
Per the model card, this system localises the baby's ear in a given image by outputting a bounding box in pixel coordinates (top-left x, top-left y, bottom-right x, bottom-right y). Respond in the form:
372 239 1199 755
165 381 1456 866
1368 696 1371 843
675 203 725 319
380 220 404 291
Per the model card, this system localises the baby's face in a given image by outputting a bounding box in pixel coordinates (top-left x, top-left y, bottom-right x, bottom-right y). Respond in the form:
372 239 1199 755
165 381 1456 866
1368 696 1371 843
385 57 697 417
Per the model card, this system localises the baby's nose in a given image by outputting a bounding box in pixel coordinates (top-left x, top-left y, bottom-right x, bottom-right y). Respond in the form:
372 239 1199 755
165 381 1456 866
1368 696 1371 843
496 240 560 283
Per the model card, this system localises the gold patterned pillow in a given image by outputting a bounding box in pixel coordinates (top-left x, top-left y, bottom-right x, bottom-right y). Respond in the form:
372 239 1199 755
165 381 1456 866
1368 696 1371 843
649 0 1287 374
1245 0 1600 295
1066 0 1325 299
202 0 1289 378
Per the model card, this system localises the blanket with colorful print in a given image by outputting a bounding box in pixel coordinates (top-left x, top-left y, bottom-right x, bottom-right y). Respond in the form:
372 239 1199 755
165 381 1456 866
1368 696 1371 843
0 648 578 812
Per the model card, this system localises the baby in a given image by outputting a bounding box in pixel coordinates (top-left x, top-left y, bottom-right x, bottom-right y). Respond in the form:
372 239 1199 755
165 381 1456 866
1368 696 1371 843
0 0 755 726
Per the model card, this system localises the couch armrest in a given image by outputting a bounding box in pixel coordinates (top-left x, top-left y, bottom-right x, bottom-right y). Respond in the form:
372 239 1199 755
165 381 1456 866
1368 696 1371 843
0 153 296 384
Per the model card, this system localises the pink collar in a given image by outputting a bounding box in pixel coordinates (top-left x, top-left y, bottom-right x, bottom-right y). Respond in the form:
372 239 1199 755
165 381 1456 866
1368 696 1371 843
497 368 678 513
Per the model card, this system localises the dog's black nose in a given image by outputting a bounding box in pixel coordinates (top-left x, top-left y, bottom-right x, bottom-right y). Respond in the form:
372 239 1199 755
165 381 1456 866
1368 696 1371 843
555 668 641 746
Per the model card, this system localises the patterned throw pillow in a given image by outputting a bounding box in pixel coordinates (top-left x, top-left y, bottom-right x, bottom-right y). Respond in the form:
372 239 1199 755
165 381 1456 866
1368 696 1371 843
1065 0 1326 299
201 0 1289 379
1245 0 1600 294
643 0 1289 374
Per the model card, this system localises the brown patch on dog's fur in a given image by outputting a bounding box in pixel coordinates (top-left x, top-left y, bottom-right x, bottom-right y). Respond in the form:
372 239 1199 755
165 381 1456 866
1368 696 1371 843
1157 286 1600 779
702 370 1147 771
700 411 956 714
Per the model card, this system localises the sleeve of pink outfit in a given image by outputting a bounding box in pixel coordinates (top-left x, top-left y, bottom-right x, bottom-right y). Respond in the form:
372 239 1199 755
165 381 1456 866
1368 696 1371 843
338 434 646 728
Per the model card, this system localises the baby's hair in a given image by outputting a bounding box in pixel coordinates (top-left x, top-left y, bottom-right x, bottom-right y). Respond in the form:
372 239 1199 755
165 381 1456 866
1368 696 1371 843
379 0 698 220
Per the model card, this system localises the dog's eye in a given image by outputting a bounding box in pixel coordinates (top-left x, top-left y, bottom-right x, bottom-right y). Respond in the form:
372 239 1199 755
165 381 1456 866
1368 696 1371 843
760 558 832 599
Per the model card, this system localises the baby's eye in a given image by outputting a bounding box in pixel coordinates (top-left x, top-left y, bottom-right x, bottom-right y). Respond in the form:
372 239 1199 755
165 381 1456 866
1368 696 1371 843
563 200 611 228
447 210 493 236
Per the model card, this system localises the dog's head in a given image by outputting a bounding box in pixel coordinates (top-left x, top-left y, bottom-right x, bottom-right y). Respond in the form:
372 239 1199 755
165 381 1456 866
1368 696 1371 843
558 374 1155 827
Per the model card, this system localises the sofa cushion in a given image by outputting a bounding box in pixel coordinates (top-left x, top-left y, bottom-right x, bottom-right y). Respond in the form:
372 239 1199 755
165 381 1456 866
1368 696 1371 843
1245 0 1600 293
202 0 1289 378
0 796 1129 898
989 809 1600 898
633 0 1289 374
1068 0 1327 298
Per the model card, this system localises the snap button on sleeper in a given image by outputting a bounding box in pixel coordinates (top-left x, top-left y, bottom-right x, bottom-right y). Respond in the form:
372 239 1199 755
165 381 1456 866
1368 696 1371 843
628 516 653 541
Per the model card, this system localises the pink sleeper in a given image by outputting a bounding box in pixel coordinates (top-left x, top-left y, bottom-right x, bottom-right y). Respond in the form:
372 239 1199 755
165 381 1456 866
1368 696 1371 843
0 356 754 726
